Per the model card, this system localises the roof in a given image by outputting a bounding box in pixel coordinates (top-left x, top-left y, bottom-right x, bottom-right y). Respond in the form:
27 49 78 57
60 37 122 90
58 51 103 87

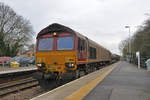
37 23 76 37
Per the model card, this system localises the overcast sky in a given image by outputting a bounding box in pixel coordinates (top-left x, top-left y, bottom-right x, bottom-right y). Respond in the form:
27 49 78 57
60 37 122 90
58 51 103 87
1 0 150 54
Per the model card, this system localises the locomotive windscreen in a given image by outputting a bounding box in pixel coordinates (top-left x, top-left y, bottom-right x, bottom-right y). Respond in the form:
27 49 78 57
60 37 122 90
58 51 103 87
38 38 54 51
37 36 74 51
57 36 74 50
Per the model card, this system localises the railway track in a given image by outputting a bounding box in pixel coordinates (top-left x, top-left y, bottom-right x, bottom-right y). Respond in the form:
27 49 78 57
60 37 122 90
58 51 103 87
0 65 109 99
0 77 39 97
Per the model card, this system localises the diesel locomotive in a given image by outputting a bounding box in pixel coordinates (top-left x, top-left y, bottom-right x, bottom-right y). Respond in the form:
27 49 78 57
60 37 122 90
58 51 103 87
35 23 112 88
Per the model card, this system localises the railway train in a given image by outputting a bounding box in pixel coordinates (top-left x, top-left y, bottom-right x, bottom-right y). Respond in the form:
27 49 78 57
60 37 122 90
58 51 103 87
35 23 113 88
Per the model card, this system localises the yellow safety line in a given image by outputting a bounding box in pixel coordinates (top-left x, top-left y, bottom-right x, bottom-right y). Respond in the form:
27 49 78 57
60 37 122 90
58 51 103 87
64 65 117 100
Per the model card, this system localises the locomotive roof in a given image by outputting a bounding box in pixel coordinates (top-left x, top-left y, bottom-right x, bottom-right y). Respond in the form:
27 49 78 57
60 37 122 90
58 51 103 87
37 23 76 37
38 23 88 38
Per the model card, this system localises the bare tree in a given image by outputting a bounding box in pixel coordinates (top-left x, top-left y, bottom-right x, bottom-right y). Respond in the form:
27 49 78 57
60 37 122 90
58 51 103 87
119 18 150 59
0 2 34 57
119 38 129 57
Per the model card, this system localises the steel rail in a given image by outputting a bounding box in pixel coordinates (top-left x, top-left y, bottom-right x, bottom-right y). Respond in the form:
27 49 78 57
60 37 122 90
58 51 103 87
0 77 39 97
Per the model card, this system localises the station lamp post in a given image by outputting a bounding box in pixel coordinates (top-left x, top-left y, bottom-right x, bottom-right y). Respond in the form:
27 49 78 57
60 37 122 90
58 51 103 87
125 26 131 62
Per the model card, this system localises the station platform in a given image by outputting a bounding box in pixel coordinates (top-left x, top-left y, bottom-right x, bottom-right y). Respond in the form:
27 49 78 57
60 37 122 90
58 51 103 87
83 62 150 100
31 61 150 100
0 66 37 75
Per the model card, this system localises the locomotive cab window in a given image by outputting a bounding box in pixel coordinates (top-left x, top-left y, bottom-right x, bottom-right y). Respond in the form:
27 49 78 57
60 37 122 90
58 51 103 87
38 38 54 51
78 38 86 52
57 36 74 50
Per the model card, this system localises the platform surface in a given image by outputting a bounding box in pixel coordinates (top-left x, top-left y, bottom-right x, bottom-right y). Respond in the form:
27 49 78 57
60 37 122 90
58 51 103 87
0 66 37 75
83 61 150 100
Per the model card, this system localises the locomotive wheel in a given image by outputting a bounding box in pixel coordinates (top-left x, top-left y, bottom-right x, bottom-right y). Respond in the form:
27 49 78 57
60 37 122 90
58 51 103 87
84 67 89 75
84 65 90 75
55 75 63 87
73 69 80 79
38 79 52 90
96 66 100 70
93 67 97 72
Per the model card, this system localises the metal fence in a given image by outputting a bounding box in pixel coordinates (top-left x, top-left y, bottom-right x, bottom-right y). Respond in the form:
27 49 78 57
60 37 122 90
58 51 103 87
131 57 149 69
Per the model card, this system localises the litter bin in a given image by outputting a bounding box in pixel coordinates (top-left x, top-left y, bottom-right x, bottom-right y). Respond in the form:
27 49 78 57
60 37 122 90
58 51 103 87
145 59 150 71
10 62 20 68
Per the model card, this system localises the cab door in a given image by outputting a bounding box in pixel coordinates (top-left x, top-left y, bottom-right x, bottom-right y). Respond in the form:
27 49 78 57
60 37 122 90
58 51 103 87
78 38 87 61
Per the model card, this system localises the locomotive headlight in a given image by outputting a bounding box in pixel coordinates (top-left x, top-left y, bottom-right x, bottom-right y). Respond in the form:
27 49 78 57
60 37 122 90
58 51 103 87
37 62 45 67
69 63 74 67
65 63 74 68
37 63 42 67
